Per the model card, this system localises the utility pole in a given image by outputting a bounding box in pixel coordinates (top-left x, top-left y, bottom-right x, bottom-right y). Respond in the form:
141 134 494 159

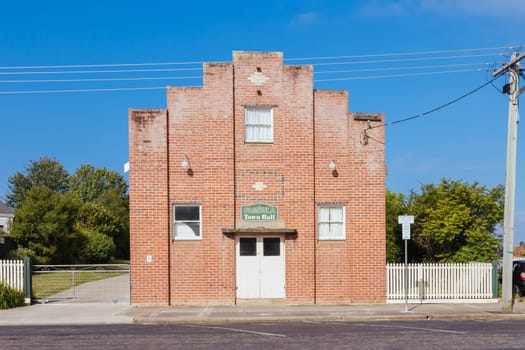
494 52 524 313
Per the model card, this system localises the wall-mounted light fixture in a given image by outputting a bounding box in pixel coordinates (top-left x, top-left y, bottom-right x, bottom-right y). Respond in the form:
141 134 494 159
329 160 338 177
181 154 194 177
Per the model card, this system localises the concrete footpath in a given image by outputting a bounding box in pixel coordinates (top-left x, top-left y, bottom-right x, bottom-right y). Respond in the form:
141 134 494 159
3 301 525 326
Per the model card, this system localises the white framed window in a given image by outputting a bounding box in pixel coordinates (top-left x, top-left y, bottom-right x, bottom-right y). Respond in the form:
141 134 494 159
245 107 273 143
318 205 345 240
173 204 201 240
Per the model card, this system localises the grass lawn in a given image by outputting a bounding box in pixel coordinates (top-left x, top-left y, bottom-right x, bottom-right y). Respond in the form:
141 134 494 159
32 268 128 299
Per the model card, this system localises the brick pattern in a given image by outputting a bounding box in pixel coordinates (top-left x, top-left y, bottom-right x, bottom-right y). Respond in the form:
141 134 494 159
233 52 316 303
166 63 236 304
129 109 170 305
235 171 285 201
129 51 386 306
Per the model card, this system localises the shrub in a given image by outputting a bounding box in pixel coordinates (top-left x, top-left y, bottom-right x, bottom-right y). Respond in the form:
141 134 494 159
0 282 24 309
11 247 47 264
80 229 116 263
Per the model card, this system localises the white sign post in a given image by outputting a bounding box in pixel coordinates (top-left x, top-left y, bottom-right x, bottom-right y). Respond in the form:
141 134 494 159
398 215 414 313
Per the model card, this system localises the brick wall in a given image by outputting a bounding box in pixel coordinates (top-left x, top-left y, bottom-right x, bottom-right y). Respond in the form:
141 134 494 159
348 112 386 302
129 51 386 305
129 109 170 305
232 52 316 303
166 63 236 304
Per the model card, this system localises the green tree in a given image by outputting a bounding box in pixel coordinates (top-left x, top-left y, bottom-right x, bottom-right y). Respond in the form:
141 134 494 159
69 166 129 259
95 190 129 259
76 202 124 238
69 165 127 203
9 186 81 264
6 157 70 209
386 190 406 263
407 179 503 263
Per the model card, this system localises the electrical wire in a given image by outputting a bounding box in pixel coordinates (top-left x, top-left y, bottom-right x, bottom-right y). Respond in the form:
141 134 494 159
0 68 491 93
360 75 501 145
0 67 203 75
315 68 486 82
0 45 515 70
0 46 515 94
0 53 495 75
315 62 491 75
0 86 167 94
0 62 207 70
0 76 201 84
0 67 490 85
368 75 501 130
312 53 502 67
285 45 519 61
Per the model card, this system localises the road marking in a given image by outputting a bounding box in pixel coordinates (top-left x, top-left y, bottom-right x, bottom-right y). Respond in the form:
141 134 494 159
304 321 465 334
356 324 466 334
185 325 287 338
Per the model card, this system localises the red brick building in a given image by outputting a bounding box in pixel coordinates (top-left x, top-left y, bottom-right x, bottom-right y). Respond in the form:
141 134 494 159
128 51 386 305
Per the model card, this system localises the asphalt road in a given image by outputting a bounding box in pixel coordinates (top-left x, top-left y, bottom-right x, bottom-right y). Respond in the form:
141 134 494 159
0 320 520 350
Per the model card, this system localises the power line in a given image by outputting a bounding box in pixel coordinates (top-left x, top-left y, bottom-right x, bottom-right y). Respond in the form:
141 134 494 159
0 53 497 75
0 67 203 75
0 76 202 84
316 68 486 82
0 68 498 94
286 45 519 61
312 53 502 67
0 66 489 85
361 75 502 145
0 86 167 94
0 61 207 70
368 75 501 130
0 46 514 94
0 68 491 93
0 45 515 71
315 62 491 75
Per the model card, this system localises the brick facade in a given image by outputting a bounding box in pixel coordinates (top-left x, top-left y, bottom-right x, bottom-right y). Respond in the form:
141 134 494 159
129 51 386 305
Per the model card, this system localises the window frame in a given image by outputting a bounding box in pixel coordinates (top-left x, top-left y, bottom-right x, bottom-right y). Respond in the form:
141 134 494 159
317 205 346 241
244 107 274 143
172 204 202 241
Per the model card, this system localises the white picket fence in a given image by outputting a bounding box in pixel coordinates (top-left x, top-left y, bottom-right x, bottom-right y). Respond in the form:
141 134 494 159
387 263 496 303
0 259 24 291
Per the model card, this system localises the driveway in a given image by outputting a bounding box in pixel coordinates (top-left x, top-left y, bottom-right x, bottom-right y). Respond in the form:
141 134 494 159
42 273 130 304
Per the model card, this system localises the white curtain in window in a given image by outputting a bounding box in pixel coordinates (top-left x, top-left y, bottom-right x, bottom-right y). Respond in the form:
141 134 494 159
319 208 330 222
246 108 271 124
330 222 342 237
175 222 199 239
330 207 343 222
245 108 272 142
318 207 344 239
330 207 343 238
319 208 330 238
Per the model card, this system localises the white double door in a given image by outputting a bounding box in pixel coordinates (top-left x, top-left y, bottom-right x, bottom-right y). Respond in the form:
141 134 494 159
236 236 285 299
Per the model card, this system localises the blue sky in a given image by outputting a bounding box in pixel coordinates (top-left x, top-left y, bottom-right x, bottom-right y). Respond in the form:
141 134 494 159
0 0 524 241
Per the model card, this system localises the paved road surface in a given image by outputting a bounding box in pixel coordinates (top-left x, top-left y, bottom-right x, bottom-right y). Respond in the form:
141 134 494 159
0 319 521 350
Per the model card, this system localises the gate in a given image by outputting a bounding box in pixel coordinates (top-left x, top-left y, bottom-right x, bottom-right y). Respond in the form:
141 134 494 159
32 264 130 304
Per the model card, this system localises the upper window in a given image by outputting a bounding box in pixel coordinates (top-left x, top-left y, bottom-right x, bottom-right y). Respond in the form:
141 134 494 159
318 205 345 240
173 205 201 240
245 107 273 143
